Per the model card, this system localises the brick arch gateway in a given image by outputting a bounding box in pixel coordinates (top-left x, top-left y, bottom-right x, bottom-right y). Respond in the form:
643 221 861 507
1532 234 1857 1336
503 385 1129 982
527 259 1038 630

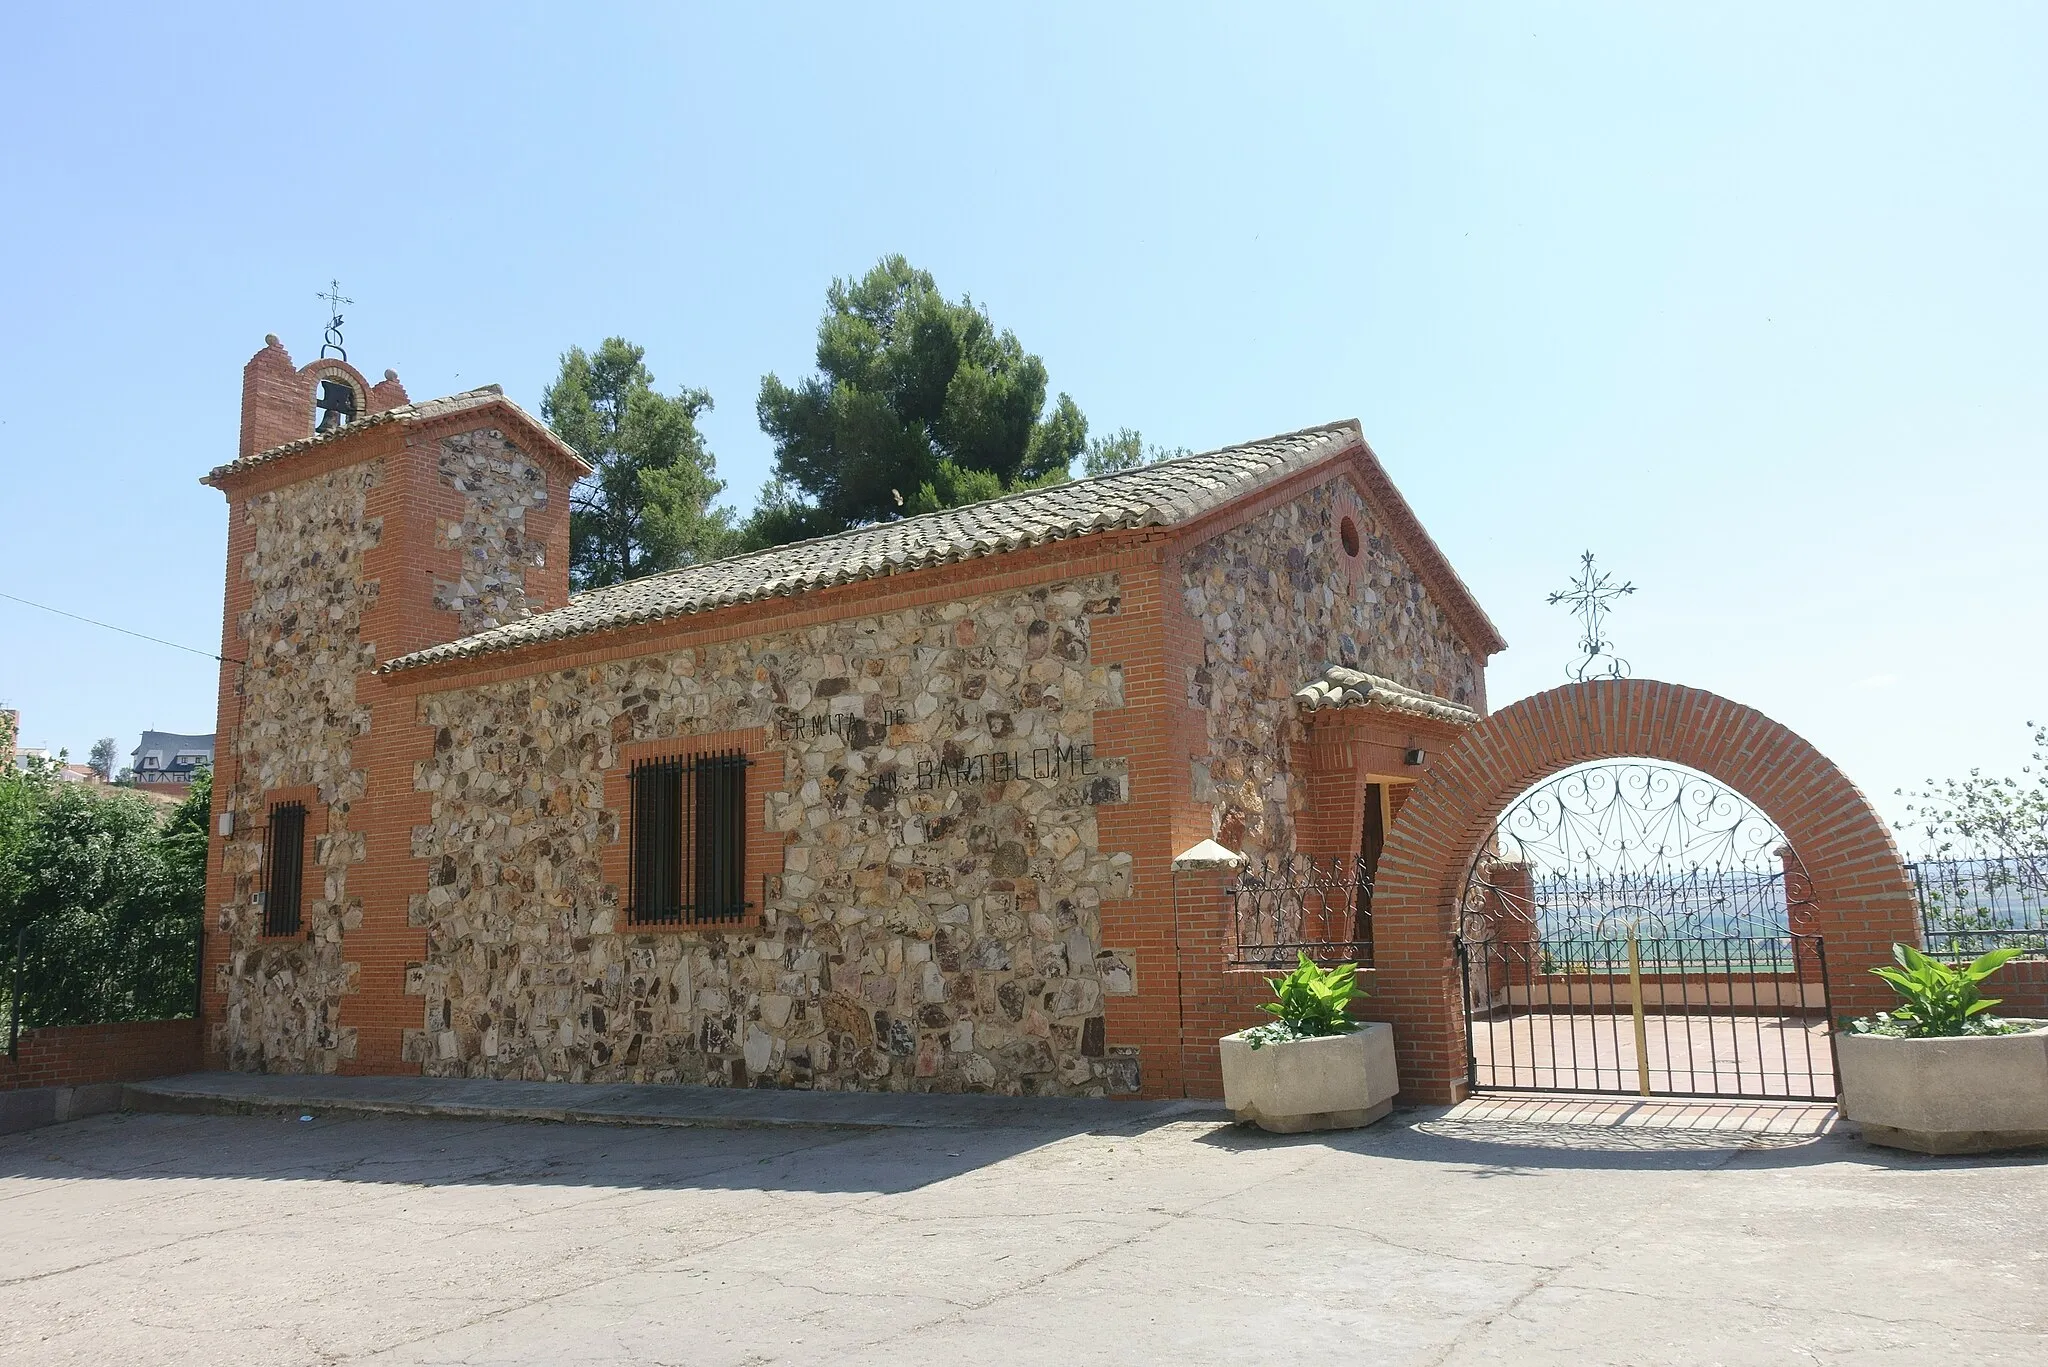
1369 679 1920 1104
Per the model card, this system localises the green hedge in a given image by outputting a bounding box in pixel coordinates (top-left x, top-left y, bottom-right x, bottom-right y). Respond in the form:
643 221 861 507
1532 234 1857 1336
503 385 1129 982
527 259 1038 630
2 762 208 1032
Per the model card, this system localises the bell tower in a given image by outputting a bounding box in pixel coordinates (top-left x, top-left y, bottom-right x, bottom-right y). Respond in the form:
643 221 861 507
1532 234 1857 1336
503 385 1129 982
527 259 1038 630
237 284 410 459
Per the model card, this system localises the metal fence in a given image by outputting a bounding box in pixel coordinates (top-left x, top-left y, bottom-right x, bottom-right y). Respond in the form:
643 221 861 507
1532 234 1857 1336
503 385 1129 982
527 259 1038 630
1911 855 2048 960
5 917 205 1059
1458 931 1835 1100
1228 856 1374 968
1486 866 1812 971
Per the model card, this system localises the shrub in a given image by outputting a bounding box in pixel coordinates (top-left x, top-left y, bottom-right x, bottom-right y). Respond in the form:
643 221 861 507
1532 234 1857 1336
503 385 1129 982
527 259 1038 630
1243 953 1364 1049
1847 942 2034 1038
1 764 208 1029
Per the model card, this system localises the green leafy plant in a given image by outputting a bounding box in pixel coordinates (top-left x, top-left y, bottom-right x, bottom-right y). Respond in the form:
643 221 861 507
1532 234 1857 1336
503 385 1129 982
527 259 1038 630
1243 953 1364 1049
2 764 208 1031
1847 942 2033 1038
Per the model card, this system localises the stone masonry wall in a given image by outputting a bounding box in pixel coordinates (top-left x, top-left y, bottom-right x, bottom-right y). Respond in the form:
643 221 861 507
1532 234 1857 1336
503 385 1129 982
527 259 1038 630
433 428 551 634
213 461 383 1072
1181 476 1481 860
407 574 1137 1095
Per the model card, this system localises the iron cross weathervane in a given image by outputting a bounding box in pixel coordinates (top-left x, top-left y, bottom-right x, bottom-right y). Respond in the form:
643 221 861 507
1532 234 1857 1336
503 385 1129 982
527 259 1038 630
1548 550 1636 681
317 279 353 361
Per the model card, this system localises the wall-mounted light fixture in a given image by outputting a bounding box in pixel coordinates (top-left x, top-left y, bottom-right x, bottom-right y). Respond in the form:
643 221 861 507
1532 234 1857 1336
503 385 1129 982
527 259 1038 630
217 812 235 838
1403 748 1427 768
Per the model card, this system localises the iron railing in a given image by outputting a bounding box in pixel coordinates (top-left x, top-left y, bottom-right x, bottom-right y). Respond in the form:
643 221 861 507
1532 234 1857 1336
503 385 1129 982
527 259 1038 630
4 926 21 1059
1458 930 1835 1100
1228 855 1374 967
4 916 205 1059
1467 864 1815 971
1911 855 2048 960
1455 854 1835 1100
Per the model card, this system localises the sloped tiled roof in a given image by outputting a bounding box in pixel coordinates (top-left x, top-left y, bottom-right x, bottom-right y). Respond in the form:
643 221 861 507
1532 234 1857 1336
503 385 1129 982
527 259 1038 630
131 730 215 757
202 386 587 487
386 422 1362 673
386 417 1509 675
1292 666 1477 726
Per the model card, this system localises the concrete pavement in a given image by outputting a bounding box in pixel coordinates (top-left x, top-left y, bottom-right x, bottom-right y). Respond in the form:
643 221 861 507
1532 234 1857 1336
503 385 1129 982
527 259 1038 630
2 1094 2043 1364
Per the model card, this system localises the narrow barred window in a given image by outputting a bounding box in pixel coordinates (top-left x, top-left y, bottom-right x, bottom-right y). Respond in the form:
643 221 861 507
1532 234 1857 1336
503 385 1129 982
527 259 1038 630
262 802 307 936
628 752 749 925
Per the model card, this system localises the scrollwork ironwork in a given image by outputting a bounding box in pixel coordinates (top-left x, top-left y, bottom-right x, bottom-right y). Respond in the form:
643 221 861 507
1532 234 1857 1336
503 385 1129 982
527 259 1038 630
1460 761 1807 947
1228 854 1374 967
1547 550 1635 682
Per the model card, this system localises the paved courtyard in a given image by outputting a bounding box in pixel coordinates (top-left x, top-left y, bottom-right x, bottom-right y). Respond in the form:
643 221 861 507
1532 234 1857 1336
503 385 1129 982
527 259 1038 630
3 1099 2044 1365
1470 1010 1836 1098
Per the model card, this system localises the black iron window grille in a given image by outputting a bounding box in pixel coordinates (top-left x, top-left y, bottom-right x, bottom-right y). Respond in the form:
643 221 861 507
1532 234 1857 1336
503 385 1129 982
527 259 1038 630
628 751 752 926
262 802 307 937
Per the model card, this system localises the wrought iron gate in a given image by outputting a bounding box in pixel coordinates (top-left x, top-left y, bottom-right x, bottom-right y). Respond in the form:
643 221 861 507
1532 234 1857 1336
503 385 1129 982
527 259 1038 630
1456 763 1837 1101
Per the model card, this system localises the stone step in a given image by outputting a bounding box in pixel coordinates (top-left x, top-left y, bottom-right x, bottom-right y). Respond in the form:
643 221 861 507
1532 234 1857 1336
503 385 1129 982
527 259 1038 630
122 1071 1226 1133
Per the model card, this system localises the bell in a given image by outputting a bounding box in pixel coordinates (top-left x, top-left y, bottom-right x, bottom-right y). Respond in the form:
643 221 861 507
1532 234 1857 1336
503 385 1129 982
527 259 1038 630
316 378 358 431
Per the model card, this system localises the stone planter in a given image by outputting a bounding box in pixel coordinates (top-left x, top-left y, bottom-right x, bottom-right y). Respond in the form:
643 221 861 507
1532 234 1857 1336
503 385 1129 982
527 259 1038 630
1219 1023 1398 1133
1837 1022 2048 1154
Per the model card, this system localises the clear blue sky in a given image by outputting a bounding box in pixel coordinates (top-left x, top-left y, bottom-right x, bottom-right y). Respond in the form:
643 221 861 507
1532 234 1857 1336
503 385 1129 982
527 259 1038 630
2 4 2042 829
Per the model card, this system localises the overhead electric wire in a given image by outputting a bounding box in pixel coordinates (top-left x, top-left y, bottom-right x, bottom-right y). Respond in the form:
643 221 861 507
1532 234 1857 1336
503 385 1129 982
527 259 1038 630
0 591 242 665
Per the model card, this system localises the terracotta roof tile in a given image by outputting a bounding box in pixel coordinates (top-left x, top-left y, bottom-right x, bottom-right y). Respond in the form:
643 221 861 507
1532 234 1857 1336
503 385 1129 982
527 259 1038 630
386 421 1361 672
1292 666 1477 726
203 386 585 486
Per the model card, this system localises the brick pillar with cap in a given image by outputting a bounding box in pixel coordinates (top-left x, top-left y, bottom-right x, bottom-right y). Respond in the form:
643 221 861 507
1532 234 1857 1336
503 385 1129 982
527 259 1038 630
1479 860 1537 1000
1779 845 1825 985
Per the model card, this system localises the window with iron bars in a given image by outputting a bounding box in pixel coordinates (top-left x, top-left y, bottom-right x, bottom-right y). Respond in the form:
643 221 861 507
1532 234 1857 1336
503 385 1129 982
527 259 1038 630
628 751 752 926
262 802 307 937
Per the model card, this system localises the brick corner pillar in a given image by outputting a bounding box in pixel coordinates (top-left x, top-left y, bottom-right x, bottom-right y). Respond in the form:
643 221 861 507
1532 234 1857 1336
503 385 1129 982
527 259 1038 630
1779 845 1823 984
239 334 311 460
1360 894 1470 1106
1160 842 1246 1101
1480 860 1536 989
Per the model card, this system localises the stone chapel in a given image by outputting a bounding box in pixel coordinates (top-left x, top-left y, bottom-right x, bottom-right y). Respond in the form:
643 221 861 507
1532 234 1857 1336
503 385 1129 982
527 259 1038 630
197 335 1503 1099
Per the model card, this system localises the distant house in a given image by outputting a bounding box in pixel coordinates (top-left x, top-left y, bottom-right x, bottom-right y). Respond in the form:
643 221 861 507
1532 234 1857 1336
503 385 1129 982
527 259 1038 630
130 730 214 792
11 746 98 783
7 710 100 782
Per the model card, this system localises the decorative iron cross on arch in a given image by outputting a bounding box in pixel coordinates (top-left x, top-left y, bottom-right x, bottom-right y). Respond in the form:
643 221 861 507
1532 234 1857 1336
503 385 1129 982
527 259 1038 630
1548 550 1636 681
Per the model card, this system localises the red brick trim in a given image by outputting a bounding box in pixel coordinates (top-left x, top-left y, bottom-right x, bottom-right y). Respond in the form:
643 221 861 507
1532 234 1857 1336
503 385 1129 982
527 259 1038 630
1370 679 1919 1103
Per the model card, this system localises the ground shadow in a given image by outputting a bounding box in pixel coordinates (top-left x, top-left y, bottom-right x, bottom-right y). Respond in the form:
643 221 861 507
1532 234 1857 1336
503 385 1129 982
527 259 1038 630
9 1095 2041 1199
1194 1105 2048 1174
0 1102 1212 1197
